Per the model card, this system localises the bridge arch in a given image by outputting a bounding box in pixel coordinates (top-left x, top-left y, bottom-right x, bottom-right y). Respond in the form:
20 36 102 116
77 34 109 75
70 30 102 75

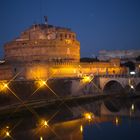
100 78 125 90
104 99 123 113
103 80 124 94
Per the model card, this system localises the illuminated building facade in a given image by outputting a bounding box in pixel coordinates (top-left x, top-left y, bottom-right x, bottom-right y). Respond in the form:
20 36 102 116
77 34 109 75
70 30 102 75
0 18 127 80
4 23 80 63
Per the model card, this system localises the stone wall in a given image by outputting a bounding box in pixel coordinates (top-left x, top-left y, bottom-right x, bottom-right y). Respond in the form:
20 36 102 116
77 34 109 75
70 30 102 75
0 61 127 80
4 24 80 63
4 40 80 63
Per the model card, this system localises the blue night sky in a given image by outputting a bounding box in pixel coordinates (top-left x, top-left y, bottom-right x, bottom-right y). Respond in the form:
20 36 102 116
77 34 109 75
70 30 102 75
0 0 140 58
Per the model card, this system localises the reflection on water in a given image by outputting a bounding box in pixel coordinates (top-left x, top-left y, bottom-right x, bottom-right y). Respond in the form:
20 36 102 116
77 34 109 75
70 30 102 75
1 96 140 140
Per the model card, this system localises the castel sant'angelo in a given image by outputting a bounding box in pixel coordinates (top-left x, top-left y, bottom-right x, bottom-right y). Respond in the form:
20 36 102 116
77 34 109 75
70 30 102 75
0 17 126 81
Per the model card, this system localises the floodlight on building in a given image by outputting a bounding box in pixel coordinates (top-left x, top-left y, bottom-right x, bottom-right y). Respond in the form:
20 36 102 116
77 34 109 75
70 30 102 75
130 85 134 89
130 71 136 75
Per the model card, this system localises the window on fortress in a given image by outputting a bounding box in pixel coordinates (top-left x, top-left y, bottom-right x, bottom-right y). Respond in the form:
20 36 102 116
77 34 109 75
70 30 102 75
22 43 25 45
60 34 63 37
72 35 75 40
65 34 67 38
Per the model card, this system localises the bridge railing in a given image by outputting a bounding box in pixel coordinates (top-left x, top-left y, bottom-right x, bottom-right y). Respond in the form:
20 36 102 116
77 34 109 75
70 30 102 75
94 74 140 78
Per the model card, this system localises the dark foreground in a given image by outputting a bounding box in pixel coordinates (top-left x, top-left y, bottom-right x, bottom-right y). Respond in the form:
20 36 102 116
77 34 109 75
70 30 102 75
0 93 140 140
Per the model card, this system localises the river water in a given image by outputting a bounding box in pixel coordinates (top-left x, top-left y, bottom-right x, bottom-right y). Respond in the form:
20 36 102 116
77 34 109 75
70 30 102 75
0 96 140 140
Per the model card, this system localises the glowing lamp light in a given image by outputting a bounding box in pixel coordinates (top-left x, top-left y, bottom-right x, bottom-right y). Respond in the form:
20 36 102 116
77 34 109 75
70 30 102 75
130 71 136 75
44 120 48 126
115 117 119 126
131 104 135 111
40 119 48 128
130 85 134 89
40 136 43 140
0 82 8 92
6 126 9 129
83 112 93 121
82 75 93 83
3 83 8 88
6 131 10 137
80 125 83 133
65 39 72 44
0 126 11 138
42 81 46 86
36 80 46 88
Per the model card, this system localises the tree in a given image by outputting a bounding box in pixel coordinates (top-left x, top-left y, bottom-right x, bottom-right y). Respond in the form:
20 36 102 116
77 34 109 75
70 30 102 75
80 57 99 62
123 61 135 71
136 56 140 61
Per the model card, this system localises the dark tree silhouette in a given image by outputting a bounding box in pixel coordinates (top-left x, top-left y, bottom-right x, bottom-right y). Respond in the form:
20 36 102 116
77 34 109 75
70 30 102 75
136 56 140 61
123 61 135 71
80 57 99 62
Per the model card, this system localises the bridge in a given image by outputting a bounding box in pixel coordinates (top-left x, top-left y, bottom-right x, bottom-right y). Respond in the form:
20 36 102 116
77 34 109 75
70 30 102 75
96 75 140 93
70 95 140 119
0 74 140 109
0 74 140 96
70 74 140 95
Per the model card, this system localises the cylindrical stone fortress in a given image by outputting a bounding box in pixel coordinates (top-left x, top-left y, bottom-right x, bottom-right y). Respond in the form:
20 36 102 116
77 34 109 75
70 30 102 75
4 24 80 63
